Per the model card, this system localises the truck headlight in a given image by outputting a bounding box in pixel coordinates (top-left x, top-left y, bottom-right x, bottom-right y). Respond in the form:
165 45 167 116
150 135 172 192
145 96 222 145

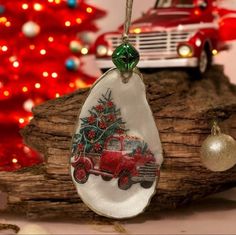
96 45 108 56
178 45 193 58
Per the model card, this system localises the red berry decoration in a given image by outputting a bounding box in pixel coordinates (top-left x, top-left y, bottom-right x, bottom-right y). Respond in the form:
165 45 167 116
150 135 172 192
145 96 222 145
107 101 114 108
95 105 104 112
88 115 96 124
107 114 115 122
78 143 84 152
99 121 107 129
94 142 102 152
88 130 96 139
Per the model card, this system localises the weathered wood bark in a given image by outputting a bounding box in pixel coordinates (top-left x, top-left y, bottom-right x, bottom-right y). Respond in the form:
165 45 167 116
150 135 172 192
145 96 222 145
1 66 236 220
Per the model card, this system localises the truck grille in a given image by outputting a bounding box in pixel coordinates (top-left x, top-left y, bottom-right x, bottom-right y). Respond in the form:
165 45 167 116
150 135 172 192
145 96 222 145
132 162 158 182
105 31 193 60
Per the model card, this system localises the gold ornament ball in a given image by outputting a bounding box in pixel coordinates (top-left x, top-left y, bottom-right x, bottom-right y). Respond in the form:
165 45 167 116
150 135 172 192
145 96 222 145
200 133 236 172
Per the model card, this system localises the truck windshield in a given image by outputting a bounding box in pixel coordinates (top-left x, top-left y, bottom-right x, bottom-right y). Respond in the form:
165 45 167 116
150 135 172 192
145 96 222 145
155 0 194 8
124 140 142 152
106 138 121 151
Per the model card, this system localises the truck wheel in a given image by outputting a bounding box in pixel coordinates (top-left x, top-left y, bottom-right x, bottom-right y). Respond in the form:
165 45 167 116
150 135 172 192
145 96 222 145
101 175 112 181
140 181 154 189
73 164 88 184
118 171 132 190
193 47 212 77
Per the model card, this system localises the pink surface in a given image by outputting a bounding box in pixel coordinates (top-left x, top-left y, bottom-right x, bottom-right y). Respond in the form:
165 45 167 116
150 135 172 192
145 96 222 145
1 188 236 235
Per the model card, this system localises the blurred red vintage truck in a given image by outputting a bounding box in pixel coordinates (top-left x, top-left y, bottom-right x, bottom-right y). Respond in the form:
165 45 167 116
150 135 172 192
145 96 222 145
95 0 236 75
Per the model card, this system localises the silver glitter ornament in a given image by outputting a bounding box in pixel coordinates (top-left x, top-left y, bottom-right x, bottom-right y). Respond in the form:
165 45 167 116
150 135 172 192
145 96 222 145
200 121 236 172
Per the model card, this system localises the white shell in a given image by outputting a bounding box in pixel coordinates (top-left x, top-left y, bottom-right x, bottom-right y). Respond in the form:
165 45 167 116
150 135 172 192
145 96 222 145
70 68 163 218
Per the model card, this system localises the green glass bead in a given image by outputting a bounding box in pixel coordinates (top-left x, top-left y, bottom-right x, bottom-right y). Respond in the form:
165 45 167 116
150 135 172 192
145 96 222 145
112 43 140 72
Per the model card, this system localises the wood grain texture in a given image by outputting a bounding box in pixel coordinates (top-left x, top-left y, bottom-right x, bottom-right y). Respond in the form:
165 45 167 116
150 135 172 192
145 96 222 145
1 66 236 219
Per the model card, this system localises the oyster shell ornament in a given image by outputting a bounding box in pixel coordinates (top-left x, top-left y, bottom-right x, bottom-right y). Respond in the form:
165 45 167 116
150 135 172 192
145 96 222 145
70 0 163 219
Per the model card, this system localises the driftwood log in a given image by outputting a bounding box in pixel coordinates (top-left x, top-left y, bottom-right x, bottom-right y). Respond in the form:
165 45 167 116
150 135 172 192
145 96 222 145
0 65 236 220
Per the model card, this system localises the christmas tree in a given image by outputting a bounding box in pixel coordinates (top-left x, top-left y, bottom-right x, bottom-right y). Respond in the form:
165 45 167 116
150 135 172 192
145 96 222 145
0 0 106 171
72 89 127 155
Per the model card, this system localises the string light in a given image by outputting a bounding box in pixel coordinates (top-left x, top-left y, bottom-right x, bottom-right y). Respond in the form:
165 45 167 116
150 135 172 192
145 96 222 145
5 21 11 27
22 3 29 10
52 72 58 78
35 83 41 89
86 7 93 13
48 36 54 42
12 158 18 164
43 71 49 77
55 0 61 4
9 56 16 62
0 17 7 23
19 118 25 124
65 21 71 27
76 18 82 24
22 86 28 93
29 45 35 50
1 45 8 52
34 3 43 11
40 49 46 55
3 90 10 97
55 93 60 97
13 61 20 68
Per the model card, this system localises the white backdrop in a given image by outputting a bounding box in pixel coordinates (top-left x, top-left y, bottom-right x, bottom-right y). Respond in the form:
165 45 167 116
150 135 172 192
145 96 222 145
87 0 236 83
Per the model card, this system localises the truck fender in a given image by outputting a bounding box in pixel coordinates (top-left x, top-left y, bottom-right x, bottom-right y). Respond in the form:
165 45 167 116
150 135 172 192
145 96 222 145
115 160 136 178
189 31 212 57
73 157 93 172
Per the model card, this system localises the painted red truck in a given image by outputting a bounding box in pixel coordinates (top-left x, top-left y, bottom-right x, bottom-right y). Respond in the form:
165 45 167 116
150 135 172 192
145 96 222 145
72 135 159 190
95 0 236 75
